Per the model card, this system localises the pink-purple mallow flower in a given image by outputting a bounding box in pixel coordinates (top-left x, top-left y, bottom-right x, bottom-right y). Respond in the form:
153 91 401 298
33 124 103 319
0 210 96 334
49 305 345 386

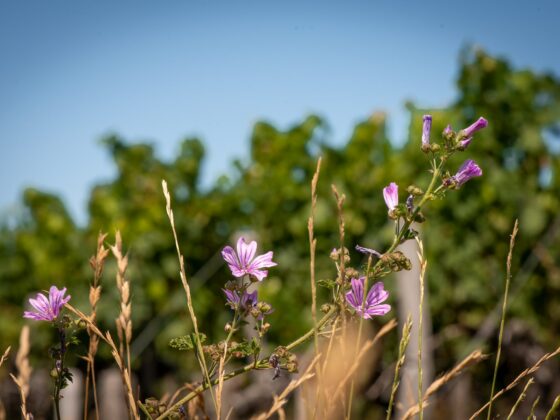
222 237 277 281
448 159 483 187
23 286 71 322
345 278 391 319
383 182 399 213
421 114 432 150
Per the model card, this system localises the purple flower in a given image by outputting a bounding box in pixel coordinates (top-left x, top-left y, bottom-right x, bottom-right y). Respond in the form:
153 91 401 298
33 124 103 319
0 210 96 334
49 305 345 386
443 124 453 136
460 117 488 138
345 278 391 319
421 115 432 149
223 289 258 312
451 159 483 187
383 182 399 212
23 286 71 322
222 237 277 281
355 245 382 258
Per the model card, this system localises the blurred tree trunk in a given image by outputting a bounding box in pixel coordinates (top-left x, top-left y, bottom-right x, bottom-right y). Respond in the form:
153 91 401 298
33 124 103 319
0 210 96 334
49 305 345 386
395 234 434 418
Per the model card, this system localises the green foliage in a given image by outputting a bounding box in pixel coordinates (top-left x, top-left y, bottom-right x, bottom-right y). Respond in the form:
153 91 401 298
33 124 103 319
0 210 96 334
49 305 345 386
1 49 560 393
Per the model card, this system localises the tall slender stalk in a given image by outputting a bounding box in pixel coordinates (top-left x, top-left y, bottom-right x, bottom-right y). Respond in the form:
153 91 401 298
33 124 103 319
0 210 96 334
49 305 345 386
416 238 428 420
487 219 519 420
386 315 413 420
162 180 218 412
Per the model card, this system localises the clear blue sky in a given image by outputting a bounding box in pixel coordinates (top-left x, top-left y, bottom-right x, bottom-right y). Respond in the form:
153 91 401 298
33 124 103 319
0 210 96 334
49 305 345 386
1 0 559 224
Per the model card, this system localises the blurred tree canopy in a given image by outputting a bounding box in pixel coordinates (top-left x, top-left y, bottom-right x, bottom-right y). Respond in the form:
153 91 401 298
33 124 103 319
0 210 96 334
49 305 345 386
1 48 560 394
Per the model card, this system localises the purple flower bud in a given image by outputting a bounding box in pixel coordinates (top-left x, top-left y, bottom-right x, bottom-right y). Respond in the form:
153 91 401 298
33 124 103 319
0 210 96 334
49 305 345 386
383 182 398 211
457 137 473 150
460 117 488 138
421 115 432 149
355 245 382 258
443 124 452 136
406 195 414 212
452 159 483 187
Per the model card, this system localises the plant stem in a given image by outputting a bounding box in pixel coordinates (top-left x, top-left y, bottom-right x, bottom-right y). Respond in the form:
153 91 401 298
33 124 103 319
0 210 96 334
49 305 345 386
487 220 519 420
53 326 66 420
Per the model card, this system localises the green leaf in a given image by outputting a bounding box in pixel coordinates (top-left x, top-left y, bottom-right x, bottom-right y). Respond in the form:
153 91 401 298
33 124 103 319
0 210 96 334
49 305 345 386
168 332 207 351
317 279 337 290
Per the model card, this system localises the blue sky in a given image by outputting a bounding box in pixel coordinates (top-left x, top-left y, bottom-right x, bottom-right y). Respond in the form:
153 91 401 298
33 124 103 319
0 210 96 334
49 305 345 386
1 0 559 224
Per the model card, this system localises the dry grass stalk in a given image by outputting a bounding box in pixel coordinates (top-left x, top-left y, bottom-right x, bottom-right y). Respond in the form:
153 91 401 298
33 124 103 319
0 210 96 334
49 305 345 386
64 303 139 419
10 326 32 420
161 180 217 412
308 157 322 355
0 346 10 368
105 331 139 419
216 347 227 420
402 349 487 419
330 319 397 404
386 315 413 420
252 354 322 420
545 394 560 420
330 185 348 365
528 396 540 419
308 158 323 420
110 231 137 419
110 231 133 368
415 237 428 420
83 231 109 420
469 344 560 419
487 219 519 420
507 378 533 420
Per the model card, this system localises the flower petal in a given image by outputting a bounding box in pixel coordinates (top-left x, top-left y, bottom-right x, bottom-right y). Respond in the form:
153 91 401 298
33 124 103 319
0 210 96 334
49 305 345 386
366 282 389 306
249 251 277 270
237 237 257 268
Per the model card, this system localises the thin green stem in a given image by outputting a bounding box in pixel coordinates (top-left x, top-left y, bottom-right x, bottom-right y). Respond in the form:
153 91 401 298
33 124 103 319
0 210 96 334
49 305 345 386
487 220 519 420
386 315 413 420
417 244 426 420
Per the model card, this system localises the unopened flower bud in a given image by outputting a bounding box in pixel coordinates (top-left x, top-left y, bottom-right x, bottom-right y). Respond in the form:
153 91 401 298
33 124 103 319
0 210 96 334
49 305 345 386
286 361 298 373
443 124 454 142
224 280 237 291
421 114 432 152
224 323 232 332
430 143 441 152
274 346 288 358
459 117 488 139
329 248 339 261
345 267 359 279
407 185 424 196
50 368 59 379
258 302 272 313
406 195 414 213
456 136 471 150
320 303 332 313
